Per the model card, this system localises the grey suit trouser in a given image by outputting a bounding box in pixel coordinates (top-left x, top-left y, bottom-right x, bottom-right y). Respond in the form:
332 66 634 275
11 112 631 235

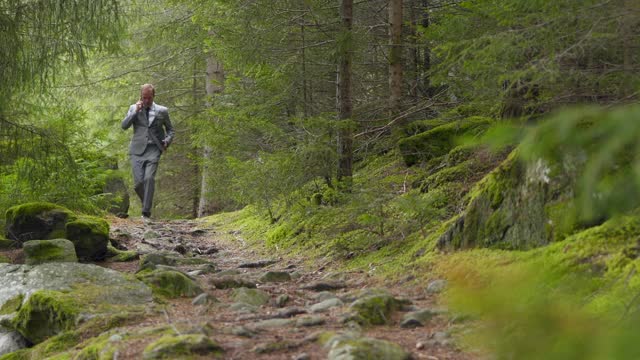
130 144 162 215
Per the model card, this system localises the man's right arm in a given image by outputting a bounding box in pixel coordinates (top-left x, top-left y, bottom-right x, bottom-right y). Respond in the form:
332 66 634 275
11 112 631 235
121 105 136 130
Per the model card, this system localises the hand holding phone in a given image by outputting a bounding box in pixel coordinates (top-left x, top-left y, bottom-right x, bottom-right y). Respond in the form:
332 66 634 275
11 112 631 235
135 98 143 112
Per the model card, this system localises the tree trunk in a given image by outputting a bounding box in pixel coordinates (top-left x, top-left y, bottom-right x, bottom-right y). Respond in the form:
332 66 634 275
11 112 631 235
421 0 431 97
197 54 224 218
337 0 354 183
389 0 403 118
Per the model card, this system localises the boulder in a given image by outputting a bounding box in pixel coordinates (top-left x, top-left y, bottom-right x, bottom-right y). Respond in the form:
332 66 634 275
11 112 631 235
23 239 78 265
0 331 28 356
5 202 75 244
65 215 109 261
100 169 130 216
231 288 270 307
0 263 151 344
346 291 406 326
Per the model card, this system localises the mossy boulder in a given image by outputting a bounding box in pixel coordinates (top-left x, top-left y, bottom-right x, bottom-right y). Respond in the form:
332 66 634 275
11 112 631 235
10 290 79 344
65 216 109 262
347 291 406 326
106 244 139 262
23 239 78 265
398 116 494 167
0 263 152 345
258 271 292 283
137 269 203 298
323 334 411 360
5 203 75 244
142 334 223 359
437 148 584 250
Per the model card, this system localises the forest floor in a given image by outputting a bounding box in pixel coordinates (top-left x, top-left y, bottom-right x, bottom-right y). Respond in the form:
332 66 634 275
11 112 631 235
98 216 480 360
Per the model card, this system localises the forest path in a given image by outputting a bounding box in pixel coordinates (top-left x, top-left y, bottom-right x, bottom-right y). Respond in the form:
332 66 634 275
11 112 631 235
103 216 477 360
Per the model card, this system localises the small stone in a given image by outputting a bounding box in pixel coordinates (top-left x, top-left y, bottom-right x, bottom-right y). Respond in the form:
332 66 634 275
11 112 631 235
293 353 310 360
310 298 344 313
238 259 278 268
416 341 425 350
259 271 292 283
426 279 447 294
275 294 290 307
192 293 218 306
109 334 123 342
301 281 346 292
296 316 326 327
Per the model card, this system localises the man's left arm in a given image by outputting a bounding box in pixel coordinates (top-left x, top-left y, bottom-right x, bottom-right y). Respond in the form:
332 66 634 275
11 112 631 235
162 108 175 149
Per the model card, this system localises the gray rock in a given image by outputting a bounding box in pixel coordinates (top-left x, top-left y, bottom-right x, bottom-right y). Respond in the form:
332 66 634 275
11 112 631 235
275 294 290 307
250 318 294 330
296 316 326 327
210 275 257 289
259 271 292 283
301 281 346 292
426 279 447 294
23 239 78 265
310 298 344 313
142 334 222 359
192 293 218 306
238 259 278 268
271 307 307 318
324 334 411 360
400 308 444 328
311 291 339 302
0 331 28 356
0 263 151 310
231 288 270 306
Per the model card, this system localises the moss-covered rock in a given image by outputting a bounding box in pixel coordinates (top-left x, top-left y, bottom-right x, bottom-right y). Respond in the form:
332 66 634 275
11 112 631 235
23 239 78 265
231 287 270 306
11 290 79 344
5 203 76 244
323 333 411 360
398 116 494 167
142 334 223 359
347 291 405 326
0 294 24 315
106 244 139 262
65 215 109 262
258 271 291 283
137 269 203 298
437 148 584 250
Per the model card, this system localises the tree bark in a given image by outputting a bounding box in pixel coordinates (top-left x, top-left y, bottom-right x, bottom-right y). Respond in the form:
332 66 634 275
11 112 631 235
389 0 403 118
337 0 354 182
197 54 224 218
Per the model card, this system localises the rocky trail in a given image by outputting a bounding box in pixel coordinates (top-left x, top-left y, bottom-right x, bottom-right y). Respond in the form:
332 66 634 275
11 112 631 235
0 215 478 360
99 217 476 360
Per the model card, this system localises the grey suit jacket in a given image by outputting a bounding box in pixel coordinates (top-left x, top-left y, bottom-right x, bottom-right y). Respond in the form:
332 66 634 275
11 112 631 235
122 102 175 155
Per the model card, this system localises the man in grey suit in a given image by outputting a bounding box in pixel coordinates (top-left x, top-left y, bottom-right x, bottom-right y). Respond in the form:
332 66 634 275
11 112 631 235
122 84 174 219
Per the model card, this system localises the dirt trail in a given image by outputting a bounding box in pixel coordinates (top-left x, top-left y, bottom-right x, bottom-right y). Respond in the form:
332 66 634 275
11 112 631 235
104 217 476 360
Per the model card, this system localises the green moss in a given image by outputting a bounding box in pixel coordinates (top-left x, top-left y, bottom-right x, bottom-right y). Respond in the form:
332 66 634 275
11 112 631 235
0 254 9 263
65 215 109 261
0 293 24 315
398 116 494 166
74 332 118 360
142 334 223 359
106 244 139 262
5 202 76 241
545 200 580 242
348 292 403 326
12 290 80 344
0 349 31 360
23 239 78 265
137 269 203 299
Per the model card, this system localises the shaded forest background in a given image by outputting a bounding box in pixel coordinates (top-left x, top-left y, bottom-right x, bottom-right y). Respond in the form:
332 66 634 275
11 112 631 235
2 0 637 221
